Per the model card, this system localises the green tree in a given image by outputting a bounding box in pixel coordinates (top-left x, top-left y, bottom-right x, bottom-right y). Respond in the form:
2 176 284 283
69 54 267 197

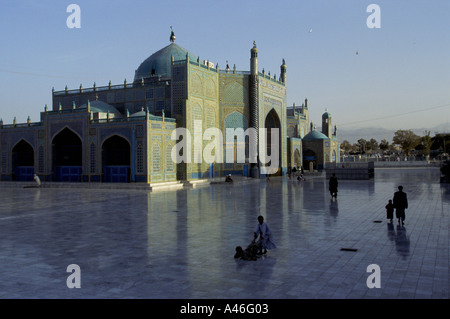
368 138 379 154
357 138 368 154
431 133 450 153
392 130 420 155
340 140 352 154
415 131 433 156
379 139 389 152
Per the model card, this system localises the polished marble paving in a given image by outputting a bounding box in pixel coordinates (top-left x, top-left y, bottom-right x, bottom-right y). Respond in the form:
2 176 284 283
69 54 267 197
0 168 448 299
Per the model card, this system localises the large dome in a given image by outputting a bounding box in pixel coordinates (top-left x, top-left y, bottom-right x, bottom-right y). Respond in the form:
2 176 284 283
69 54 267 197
303 130 329 141
134 43 197 81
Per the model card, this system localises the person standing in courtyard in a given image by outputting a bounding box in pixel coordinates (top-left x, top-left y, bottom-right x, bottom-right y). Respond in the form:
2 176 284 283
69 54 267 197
393 185 408 225
329 173 338 199
254 216 276 255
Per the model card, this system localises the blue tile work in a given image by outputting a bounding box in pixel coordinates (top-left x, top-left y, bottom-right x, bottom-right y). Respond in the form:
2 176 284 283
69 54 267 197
0 167 448 299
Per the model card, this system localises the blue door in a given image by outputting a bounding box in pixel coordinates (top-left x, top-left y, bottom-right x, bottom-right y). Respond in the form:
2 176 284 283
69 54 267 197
15 166 34 181
243 165 249 177
104 166 129 183
56 166 82 182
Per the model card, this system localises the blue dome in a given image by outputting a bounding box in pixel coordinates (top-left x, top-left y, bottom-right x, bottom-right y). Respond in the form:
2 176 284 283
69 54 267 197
303 130 328 141
134 43 197 80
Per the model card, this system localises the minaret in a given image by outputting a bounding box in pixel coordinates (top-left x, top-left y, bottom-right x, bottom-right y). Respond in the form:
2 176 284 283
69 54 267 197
249 41 260 176
280 58 287 83
322 108 332 138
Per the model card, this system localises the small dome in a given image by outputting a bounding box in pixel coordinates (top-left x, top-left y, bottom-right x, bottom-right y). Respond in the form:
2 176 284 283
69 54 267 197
303 130 329 141
79 100 122 116
134 43 197 81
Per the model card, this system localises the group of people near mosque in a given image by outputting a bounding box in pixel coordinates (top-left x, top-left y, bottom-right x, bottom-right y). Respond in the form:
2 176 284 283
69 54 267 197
288 166 306 182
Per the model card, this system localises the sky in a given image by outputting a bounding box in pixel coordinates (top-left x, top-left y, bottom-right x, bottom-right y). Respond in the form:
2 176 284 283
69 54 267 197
0 0 449 132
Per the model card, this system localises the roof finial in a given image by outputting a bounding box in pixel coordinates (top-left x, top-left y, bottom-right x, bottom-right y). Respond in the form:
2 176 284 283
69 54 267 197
170 26 176 43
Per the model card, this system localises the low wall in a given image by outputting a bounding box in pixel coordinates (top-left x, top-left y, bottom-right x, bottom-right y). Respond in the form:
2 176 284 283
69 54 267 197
326 162 374 180
373 161 437 168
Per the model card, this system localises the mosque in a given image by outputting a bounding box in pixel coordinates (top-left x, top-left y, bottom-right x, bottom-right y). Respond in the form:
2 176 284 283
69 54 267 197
0 29 339 184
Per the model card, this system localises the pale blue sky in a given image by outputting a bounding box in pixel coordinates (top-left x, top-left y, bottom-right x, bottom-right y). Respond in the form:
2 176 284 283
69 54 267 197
0 0 449 130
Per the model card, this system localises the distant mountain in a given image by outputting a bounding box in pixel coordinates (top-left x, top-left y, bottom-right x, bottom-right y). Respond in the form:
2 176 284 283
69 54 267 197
337 123 450 144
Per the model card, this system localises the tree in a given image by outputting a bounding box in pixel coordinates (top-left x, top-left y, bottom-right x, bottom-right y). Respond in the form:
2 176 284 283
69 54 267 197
392 130 420 156
415 131 433 156
357 138 368 154
379 139 389 152
368 138 379 154
340 140 352 154
431 133 450 154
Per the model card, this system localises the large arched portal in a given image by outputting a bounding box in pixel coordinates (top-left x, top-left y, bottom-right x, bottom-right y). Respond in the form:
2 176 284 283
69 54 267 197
12 140 34 181
264 109 281 176
303 149 317 171
102 135 130 183
52 128 82 182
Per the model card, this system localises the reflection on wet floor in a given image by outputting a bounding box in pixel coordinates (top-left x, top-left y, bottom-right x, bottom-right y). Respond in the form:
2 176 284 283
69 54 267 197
0 168 448 299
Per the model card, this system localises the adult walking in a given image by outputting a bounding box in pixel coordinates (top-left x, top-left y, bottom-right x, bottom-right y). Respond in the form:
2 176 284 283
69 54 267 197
393 185 408 225
329 173 338 199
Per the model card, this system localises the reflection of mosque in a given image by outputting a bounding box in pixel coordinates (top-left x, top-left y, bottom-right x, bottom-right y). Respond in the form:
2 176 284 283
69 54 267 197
0 28 339 184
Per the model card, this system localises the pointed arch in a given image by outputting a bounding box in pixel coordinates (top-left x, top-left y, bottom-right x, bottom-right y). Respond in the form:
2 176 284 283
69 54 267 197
101 135 131 182
52 127 82 182
263 108 281 175
12 139 34 181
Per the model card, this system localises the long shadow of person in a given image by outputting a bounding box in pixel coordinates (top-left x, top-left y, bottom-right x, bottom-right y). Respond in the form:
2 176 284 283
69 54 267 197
329 198 339 218
387 222 396 242
394 225 410 259
387 223 410 258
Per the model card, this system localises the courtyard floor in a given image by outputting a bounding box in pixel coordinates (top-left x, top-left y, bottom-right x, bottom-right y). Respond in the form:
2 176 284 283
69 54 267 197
0 168 448 299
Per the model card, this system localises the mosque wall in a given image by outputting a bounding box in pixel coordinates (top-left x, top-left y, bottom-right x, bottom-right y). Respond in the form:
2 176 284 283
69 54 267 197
258 76 287 174
220 73 250 175
185 62 219 180
148 118 177 183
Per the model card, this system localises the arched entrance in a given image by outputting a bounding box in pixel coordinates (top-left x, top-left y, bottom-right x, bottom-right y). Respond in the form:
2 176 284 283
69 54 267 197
303 149 316 171
52 128 82 182
12 140 34 181
102 135 130 183
264 109 281 176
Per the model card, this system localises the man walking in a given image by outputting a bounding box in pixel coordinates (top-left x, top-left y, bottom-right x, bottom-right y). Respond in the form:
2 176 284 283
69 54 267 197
329 173 338 199
393 185 408 225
